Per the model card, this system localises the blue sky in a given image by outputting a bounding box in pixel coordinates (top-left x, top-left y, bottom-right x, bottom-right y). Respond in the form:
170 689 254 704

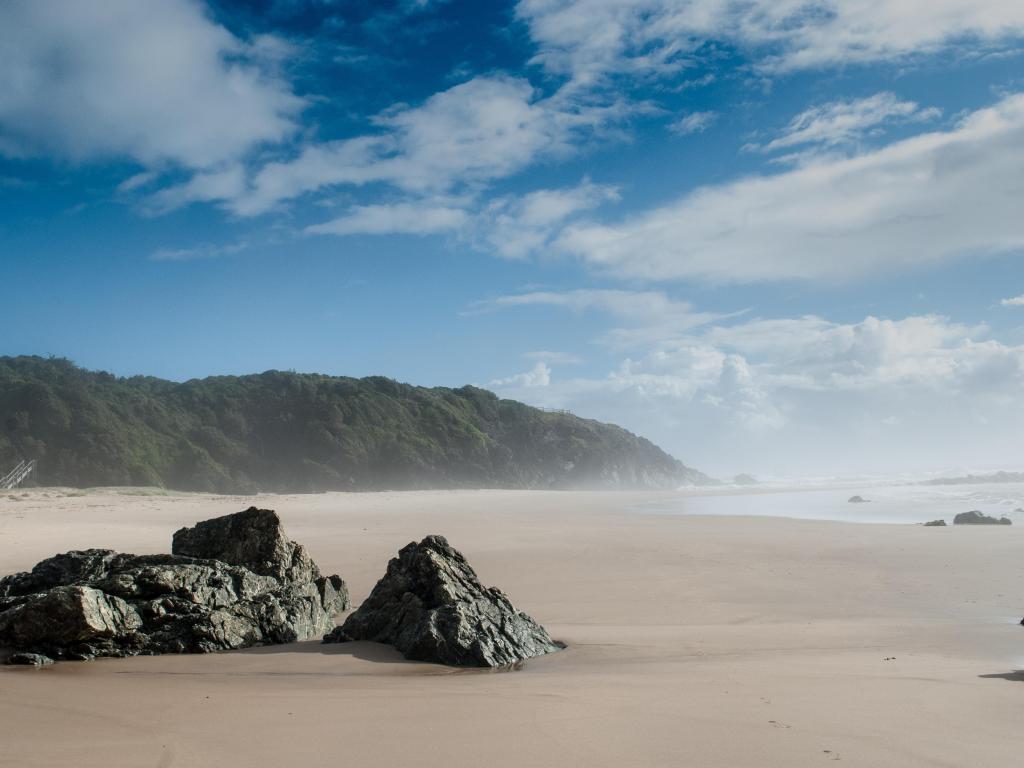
3 0 1024 478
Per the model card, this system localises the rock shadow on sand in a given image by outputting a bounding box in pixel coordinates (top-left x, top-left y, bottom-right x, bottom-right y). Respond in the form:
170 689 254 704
978 670 1024 683
243 637 546 674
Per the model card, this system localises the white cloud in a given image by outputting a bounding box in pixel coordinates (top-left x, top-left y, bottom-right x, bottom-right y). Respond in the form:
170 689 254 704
1000 295 1024 306
753 92 940 154
488 305 1024 475
477 180 619 258
0 0 302 169
295 178 617 249
477 288 733 348
149 241 247 262
148 165 248 214
556 92 1024 283
490 362 553 388
669 110 718 135
516 1 1024 85
174 76 623 216
305 202 468 236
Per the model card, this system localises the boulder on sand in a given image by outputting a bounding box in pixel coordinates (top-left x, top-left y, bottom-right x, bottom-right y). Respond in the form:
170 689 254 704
848 496 869 503
952 511 1012 526
5 652 54 666
0 508 348 663
324 535 562 667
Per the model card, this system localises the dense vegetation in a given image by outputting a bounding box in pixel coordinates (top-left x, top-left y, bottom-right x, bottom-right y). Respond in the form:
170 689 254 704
0 356 710 493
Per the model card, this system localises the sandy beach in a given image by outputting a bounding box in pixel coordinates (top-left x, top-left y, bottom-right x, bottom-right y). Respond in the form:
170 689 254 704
1 487 1022 768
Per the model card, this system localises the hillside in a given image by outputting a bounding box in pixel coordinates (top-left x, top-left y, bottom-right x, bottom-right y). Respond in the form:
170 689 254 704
0 356 712 493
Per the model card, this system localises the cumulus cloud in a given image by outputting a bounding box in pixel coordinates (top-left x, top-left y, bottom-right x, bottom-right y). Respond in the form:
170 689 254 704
0 0 302 169
487 302 1024 475
516 0 1024 86
752 92 940 154
555 92 1024 283
1000 295 1024 306
490 361 553 388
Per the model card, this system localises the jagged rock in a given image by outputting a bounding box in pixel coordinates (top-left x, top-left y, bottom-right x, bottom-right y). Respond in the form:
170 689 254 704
5 652 54 666
923 519 947 527
172 507 319 582
848 496 869 503
324 535 562 667
0 508 348 662
952 511 1012 525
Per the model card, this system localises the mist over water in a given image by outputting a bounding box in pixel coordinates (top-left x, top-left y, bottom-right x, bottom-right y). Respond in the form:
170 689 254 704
636 480 1024 525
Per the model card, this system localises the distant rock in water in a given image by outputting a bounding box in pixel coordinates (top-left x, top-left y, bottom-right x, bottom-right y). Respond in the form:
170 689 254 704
923 519 947 527
733 474 759 486
324 535 561 667
952 511 1012 526
0 508 348 663
925 471 1024 486
848 496 869 503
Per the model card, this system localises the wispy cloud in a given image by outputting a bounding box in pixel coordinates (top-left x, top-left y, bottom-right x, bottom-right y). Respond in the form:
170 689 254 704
475 179 619 259
1001 294 1024 306
149 241 247 262
555 92 1024 283
306 201 468 236
515 0 1024 87
669 111 718 136
750 92 940 154
158 75 630 217
476 288 734 349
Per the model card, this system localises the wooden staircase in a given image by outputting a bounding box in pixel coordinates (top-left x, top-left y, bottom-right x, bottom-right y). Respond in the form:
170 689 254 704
1 459 36 490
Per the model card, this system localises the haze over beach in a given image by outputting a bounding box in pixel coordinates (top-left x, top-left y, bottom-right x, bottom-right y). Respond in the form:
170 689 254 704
2 1 1024 766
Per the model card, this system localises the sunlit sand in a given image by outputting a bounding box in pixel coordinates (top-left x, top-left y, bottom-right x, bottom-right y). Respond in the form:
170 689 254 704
2 488 1021 767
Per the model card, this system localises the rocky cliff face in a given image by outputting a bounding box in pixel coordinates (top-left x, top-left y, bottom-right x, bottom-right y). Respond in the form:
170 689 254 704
0 508 348 664
325 535 562 667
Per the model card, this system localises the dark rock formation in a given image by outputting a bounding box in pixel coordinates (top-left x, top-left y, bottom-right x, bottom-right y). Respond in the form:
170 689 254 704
925 471 1024 486
952 511 1012 525
0 508 348 662
5 652 54 666
923 519 947 527
324 535 561 667
172 506 319 583
848 496 869 503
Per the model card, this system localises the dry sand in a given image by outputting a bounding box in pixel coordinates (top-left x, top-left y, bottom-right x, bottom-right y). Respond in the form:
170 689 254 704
1 488 1022 767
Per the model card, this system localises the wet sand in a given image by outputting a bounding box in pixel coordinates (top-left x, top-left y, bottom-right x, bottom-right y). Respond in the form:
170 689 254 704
1 488 1022 767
